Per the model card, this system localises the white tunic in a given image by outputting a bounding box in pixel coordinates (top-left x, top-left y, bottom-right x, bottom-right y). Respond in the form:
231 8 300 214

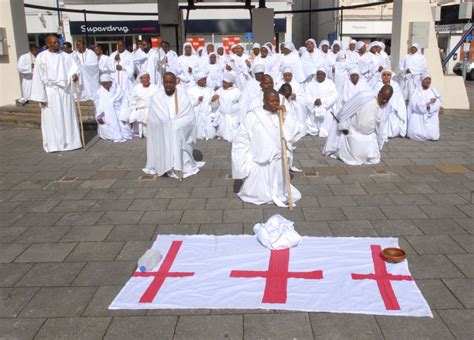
399 49 427 101
407 86 440 141
17 52 36 102
187 85 218 140
72 49 100 101
30 50 82 153
375 80 407 139
304 78 338 137
109 50 135 94
232 107 302 207
128 83 159 124
214 86 242 142
144 87 204 178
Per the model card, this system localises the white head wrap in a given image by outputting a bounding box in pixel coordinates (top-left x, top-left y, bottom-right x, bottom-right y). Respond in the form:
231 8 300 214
283 67 293 74
137 71 150 79
350 39 357 45
253 64 265 74
319 40 330 48
223 72 235 84
305 38 317 48
283 41 296 52
100 74 113 83
411 43 422 54
349 67 360 75
182 42 195 55
194 69 209 82
252 43 261 49
336 51 346 61
355 41 366 52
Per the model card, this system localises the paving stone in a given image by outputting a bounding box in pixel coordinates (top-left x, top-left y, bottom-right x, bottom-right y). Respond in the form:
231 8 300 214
73 261 136 286
13 200 60 213
181 209 223 224
0 227 28 243
154 186 193 198
140 210 183 224
371 219 423 236
388 193 433 206
299 184 333 196
107 224 156 241
223 208 263 223
56 212 104 226
339 174 375 184
395 182 436 194
0 318 45 340
156 224 200 235
442 279 474 308
431 182 471 194
90 199 133 212
425 193 468 205
52 199 97 212
0 201 22 213
0 243 30 263
20 287 96 317
286 221 333 236
16 262 86 287
79 179 116 189
199 223 243 235
329 183 367 195
205 197 243 209
449 234 474 253
406 235 466 255
13 212 65 228
93 169 129 179
454 218 474 234
438 309 474 340
116 241 153 262
175 315 243 340
416 279 464 309
412 218 468 235
99 211 144 225
120 188 158 199
310 313 383 339
376 311 453 340
317 195 357 207
127 198 170 211
104 316 177 340
15 242 76 263
84 188 125 200
436 163 472 173
245 313 313 340
167 198 207 210
35 317 111 340
457 204 474 218
15 226 70 243
66 242 124 262
408 255 464 279
60 225 114 242
353 194 395 206
419 205 470 219
447 254 474 278
0 287 38 317
191 186 227 198
10 190 53 201
0 263 32 287
341 206 387 220
380 205 428 219
329 220 377 236
146 308 212 316
303 207 346 221
362 182 403 195
262 207 306 222
83 286 147 317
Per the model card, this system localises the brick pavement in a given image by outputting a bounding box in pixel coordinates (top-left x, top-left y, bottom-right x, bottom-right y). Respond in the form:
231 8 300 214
0 107 473 339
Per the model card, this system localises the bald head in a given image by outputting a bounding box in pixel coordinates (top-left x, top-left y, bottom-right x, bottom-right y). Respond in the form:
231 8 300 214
260 74 274 91
377 84 393 106
46 34 60 52
263 89 280 113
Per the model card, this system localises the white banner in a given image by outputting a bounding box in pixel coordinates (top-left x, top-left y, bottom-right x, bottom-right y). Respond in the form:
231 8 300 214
110 235 432 317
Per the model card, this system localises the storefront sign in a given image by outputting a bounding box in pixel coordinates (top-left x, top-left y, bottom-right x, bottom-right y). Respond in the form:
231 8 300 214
70 21 159 35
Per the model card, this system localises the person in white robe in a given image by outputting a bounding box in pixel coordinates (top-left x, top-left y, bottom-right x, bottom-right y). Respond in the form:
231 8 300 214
206 53 224 91
300 38 322 80
323 85 393 165
216 44 229 65
333 51 350 94
241 64 265 114
228 44 252 90
73 39 100 101
133 40 151 75
276 67 304 102
178 42 199 88
17 45 39 104
94 74 133 143
30 34 82 153
327 40 343 79
143 72 204 180
94 45 114 76
253 45 279 80
214 72 242 142
280 42 305 82
375 69 407 139
340 67 371 107
318 40 335 74
304 68 339 137
346 39 359 67
278 82 307 139
128 71 159 138
250 42 260 60
407 73 440 141
399 43 427 101
248 74 279 112
188 70 219 140
109 40 135 94
232 89 303 207
359 42 387 88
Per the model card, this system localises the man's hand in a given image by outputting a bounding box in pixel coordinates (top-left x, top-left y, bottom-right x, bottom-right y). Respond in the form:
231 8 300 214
115 54 120 62
198 96 204 102
314 99 322 106
378 65 384 72
176 77 181 84
342 129 349 135
116 65 122 71
214 86 219 91
430 98 436 104
97 117 105 125
211 94 219 102
245 59 251 68
225 64 232 71
188 67 192 73
406 68 411 74
39 102 48 109
279 104 286 113
290 93 296 101
72 74 79 82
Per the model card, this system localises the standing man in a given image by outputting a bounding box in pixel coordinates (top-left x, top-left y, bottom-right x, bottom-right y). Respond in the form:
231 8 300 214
17 45 39 104
143 72 204 180
30 34 82 153
109 40 135 94
73 39 100 101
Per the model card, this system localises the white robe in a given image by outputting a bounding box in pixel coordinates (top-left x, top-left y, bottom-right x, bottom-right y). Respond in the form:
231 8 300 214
128 83 159 125
17 52 36 102
214 86 242 142
94 83 133 143
144 87 203 178
375 80 407 139
207 62 224 90
346 50 360 68
340 77 371 107
187 85 218 140
399 51 427 101
98 54 114 76
232 107 302 207
72 49 100 101
280 52 305 83
30 50 82 153
109 50 135 94
301 50 323 79
407 86 440 141
178 54 199 87
304 78 338 137
359 52 387 87
253 55 279 80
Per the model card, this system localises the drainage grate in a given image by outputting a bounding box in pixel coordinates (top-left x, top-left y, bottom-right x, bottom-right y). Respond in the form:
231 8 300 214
56 176 78 182
139 174 156 181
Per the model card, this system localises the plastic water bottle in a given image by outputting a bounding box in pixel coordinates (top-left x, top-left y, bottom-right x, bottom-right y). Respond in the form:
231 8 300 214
138 249 162 272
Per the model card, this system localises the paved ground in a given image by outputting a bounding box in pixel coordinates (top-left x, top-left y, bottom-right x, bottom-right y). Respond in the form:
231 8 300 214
0 99 473 339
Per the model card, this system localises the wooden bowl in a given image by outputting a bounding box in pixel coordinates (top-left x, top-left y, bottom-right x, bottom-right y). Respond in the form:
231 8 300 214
382 248 407 263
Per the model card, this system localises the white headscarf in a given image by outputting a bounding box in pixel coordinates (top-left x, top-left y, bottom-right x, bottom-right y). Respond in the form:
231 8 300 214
182 42 196 55
355 41 366 52
223 72 236 84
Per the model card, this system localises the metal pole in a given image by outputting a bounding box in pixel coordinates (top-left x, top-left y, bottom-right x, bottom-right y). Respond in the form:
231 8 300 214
56 0 61 31
340 6 344 41
463 43 469 80
83 10 88 45
184 9 191 38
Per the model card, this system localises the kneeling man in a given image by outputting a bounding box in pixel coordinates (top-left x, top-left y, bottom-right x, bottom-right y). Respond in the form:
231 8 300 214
143 72 204 180
232 89 303 207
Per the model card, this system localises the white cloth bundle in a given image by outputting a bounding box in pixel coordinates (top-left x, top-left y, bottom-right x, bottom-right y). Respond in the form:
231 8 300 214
253 214 302 250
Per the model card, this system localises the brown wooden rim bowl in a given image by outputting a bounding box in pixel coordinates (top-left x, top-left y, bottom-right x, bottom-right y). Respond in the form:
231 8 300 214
381 247 407 263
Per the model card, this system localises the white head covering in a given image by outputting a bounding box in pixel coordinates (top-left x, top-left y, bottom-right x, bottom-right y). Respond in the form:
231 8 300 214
137 71 150 79
260 44 272 56
336 51 346 61
350 39 357 45
349 67 360 75
316 66 327 77
331 40 342 49
194 69 209 82
283 41 296 52
100 74 113 83
319 40 330 48
182 42 196 55
223 72 235 83
305 38 317 48
355 41 366 52
283 67 292 74
252 42 261 49
298 46 307 56
253 64 265 74
411 43 422 54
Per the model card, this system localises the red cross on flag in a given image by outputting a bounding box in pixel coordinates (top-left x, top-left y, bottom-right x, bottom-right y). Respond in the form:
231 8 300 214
110 235 432 317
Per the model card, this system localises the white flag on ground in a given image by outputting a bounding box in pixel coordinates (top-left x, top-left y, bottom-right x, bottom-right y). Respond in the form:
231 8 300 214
109 235 432 317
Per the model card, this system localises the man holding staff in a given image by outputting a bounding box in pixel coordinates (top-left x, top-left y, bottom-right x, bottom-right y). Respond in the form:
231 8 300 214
30 34 83 153
232 89 303 207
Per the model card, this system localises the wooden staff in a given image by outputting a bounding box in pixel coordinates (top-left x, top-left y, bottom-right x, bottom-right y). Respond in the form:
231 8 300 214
278 98 293 211
73 82 86 150
174 88 183 181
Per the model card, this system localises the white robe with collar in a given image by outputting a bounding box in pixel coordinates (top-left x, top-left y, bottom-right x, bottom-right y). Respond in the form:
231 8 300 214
232 107 302 207
187 85 218 140
109 50 135 94
375 80 407 139
144 87 204 178
214 86 242 142
17 52 36 102
72 49 100 101
128 83 159 125
30 50 82 153
304 78 339 137
407 86 440 141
